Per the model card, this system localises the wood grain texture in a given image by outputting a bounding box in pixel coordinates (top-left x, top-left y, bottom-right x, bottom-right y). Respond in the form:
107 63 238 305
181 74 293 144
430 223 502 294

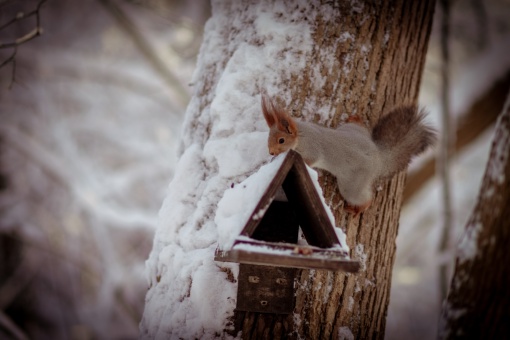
216 239 358 272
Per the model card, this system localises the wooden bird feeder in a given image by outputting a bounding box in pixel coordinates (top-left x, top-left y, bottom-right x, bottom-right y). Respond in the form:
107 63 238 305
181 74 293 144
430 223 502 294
215 150 360 314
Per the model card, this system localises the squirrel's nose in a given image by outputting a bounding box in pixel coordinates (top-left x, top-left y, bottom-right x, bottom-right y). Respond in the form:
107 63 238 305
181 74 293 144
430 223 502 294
269 151 275 156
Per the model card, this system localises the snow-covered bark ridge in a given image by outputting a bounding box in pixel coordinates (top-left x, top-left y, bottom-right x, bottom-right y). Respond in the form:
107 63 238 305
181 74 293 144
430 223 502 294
140 1 339 338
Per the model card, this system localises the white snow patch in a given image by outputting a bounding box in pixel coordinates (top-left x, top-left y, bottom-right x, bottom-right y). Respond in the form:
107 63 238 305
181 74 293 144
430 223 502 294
383 31 390 46
438 301 467 339
348 296 354 311
230 243 294 255
486 119 509 185
252 201 271 220
364 279 375 288
293 312 302 328
342 54 353 75
484 186 495 198
215 154 285 250
335 227 349 252
306 167 349 251
323 273 334 304
355 243 367 271
338 326 355 340
306 166 336 226
204 132 268 178
457 219 482 262
354 282 361 294
189 258 238 330
350 0 364 14
360 44 371 54
339 32 355 42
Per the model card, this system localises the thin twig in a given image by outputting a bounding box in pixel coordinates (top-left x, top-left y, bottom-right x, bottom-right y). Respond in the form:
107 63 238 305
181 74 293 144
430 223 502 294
0 9 35 31
0 0 47 88
0 0 47 31
0 310 29 340
0 46 16 68
0 27 42 48
0 0 47 48
0 46 17 89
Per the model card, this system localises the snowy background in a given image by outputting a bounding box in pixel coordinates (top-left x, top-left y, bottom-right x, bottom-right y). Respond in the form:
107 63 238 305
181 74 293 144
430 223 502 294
1 0 509 339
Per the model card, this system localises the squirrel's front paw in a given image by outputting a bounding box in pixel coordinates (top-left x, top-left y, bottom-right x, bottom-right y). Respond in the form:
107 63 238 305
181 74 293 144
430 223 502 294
344 200 371 216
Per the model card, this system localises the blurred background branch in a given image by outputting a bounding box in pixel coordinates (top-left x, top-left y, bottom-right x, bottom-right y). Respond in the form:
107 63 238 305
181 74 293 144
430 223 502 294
0 0 47 88
97 0 190 108
438 0 454 303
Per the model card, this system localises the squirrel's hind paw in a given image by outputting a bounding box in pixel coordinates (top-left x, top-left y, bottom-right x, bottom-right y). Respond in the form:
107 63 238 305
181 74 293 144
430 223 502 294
346 115 365 126
344 200 371 216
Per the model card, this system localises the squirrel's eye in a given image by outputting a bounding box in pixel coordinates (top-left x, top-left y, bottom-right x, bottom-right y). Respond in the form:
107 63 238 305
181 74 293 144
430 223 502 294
278 138 285 144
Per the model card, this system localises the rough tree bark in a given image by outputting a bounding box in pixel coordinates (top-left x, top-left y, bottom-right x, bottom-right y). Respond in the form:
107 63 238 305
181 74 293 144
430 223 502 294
140 1 435 339
238 2 435 339
438 92 510 339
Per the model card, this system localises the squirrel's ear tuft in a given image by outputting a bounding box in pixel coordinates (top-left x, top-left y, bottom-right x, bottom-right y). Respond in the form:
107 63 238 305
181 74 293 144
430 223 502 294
277 117 297 135
273 105 297 135
261 92 298 134
261 94 276 127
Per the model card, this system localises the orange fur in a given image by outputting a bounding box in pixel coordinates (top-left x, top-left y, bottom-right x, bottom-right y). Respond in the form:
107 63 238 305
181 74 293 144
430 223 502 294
346 115 364 126
344 200 372 216
261 95 276 127
261 94 298 156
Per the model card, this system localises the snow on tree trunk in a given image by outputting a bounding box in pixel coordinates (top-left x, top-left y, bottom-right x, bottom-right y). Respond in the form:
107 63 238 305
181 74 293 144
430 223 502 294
438 93 510 339
139 0 435 339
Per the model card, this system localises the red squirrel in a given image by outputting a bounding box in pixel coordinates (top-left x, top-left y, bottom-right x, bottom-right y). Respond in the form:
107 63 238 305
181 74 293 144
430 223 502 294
261 94 436 215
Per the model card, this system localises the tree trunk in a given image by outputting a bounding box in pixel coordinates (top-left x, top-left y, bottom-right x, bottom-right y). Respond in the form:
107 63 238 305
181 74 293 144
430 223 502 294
438 92 510 339
140 1 435 339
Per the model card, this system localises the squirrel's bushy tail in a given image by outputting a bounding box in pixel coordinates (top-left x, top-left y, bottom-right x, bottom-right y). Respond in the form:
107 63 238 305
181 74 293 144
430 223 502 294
372 105 436 178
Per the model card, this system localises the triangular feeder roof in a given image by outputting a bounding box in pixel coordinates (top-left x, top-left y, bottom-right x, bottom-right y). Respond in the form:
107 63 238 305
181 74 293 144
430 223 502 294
215 150 360 273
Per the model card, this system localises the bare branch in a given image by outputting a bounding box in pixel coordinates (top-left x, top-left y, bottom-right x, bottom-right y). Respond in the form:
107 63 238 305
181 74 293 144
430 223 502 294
0 27 42 49
0 46 16 89
0 0 46 31
0 0 47 87
0 0 47 47
0 310 29 340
